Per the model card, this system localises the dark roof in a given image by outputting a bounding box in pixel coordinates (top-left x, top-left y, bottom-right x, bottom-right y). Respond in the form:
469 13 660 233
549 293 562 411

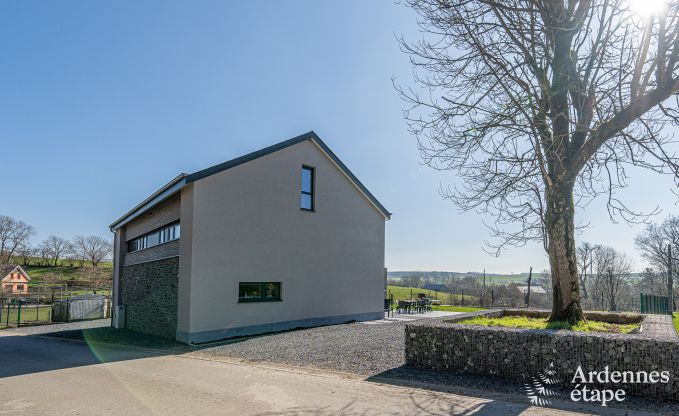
110 131 390 230
109 174 187 230
0 264 17 277
0 264 30 280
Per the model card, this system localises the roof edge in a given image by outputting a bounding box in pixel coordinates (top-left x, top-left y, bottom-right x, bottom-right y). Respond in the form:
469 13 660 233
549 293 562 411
109 174 187 231
185 131 316 184
110 130 391 231
307 135 391 220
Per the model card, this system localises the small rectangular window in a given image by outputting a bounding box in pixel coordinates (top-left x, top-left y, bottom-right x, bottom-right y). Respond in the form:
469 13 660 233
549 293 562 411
238 282 282 303
301 166 314 211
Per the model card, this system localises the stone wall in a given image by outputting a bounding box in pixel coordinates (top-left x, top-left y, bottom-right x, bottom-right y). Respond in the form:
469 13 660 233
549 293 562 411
121 257 179 339
405 310 679 401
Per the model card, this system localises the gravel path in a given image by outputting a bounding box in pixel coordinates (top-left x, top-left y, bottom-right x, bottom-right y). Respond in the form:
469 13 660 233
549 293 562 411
192 320 407 375
192 319 679 415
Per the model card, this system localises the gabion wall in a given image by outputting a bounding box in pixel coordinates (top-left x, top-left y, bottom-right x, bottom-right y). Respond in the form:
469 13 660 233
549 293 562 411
405 311 679 401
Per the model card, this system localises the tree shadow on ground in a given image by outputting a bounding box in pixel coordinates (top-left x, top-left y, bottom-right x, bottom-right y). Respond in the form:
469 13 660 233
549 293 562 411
251 394 533 416
365 365 675 416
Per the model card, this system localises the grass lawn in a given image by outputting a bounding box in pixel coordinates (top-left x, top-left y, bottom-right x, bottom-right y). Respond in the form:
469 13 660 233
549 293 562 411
386 285 477 303
0 305 52 329
454 315 640 334
433 305 486 313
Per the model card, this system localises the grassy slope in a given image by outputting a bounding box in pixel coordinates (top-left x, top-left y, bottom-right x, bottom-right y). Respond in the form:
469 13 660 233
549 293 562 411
386 285 478 302
23 263 112 283
456 315 639 334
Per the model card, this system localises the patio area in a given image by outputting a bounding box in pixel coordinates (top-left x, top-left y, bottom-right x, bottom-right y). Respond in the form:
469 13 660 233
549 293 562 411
365 310 464 324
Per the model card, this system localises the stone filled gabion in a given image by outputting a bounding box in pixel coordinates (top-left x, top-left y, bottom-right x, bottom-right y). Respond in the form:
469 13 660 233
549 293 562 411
405 310 679 402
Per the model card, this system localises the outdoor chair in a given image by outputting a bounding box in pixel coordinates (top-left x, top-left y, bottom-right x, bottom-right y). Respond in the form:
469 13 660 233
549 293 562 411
397 300 410 314
384 298 393 318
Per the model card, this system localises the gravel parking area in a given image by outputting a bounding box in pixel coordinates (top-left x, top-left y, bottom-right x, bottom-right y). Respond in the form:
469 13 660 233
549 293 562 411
191 319 679 415
192 320 407 375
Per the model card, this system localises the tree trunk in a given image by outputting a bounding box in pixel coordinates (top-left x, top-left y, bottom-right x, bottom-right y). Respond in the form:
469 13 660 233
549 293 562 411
546 183 584 323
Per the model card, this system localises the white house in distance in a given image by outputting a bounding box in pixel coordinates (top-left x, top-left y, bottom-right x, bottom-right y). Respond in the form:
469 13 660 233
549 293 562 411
110 131 390 344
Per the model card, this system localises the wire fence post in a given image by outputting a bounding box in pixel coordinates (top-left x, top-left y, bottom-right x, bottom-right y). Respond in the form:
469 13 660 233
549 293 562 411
668 244 674 315
16 299 21 327
526 267 533 308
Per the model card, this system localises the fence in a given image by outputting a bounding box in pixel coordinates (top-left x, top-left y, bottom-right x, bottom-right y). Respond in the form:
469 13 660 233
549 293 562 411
0 287 111 329
0 299 53 328
52 294 111 322
640 293 671 315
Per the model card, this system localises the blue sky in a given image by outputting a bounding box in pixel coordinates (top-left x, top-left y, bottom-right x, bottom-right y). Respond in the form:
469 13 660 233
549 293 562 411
1 1 676 273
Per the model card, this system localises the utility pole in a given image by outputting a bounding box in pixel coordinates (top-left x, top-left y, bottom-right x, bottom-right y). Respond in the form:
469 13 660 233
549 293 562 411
526 267 533 308
668 244 674 315
482 269 486 307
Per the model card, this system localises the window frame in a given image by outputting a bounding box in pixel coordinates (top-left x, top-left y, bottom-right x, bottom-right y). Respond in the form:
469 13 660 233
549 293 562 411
238 282 282 303
300 165 315 212
127 222 180 253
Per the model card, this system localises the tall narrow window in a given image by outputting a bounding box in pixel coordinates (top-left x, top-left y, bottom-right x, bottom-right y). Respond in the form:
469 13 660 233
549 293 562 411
301 166 314 211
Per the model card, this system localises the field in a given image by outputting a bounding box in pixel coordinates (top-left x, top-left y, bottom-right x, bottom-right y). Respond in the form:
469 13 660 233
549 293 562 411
0 305 52 329
386 285 478 302
24 264 112 282
387 272 530 285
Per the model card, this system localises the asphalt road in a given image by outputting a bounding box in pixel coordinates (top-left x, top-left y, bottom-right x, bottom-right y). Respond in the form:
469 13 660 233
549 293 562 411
0 330 655 416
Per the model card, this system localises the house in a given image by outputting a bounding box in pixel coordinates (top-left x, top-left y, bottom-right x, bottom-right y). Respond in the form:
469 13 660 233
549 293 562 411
110 131 390 344
0 265 31 295
516 285 547 295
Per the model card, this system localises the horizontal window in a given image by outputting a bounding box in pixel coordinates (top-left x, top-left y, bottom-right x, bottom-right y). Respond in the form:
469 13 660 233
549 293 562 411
128 222 180 253
238 282 281 303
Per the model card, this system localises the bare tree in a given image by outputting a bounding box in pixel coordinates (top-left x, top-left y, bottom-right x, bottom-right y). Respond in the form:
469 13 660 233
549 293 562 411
37 245 50 266
70 235 88 267
41 272 64 287
576 242 597 301
82 236 112 268
0 215 35 263
398 1 679 322
15 243 35 267
635 215 679 280
40 235 68 267
81 267 112 293
638 267 667 294
593 246 631 311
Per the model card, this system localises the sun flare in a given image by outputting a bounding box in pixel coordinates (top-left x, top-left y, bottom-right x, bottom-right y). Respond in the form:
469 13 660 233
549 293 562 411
628 0 668 17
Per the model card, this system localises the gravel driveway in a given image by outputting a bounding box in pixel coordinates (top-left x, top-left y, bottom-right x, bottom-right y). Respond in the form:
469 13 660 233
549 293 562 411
190 319 679 415
192 320 407 376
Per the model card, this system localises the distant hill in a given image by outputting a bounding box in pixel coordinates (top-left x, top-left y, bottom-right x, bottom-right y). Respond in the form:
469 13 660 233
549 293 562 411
388 271 532 284
388 270 643 284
